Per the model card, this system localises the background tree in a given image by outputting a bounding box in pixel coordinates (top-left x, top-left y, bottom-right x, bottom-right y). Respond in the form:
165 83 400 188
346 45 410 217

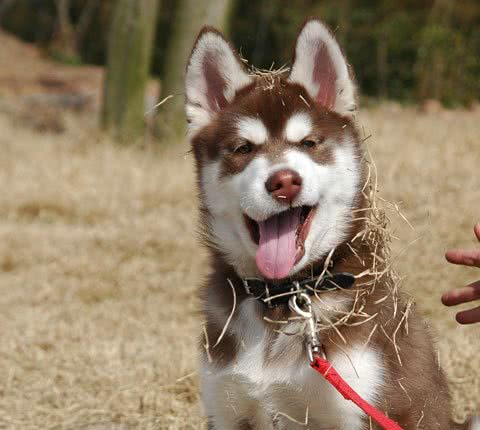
156 0 235 137
102 0 159 142
415 0 480 105
49 0 99 62
2 0 480 121
0 0 18 27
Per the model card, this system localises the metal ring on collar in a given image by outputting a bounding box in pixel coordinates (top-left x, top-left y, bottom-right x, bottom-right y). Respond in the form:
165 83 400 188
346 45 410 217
288 292 312 318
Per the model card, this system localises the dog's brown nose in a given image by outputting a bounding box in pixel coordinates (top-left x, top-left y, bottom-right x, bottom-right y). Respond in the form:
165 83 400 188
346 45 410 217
265 169 302 203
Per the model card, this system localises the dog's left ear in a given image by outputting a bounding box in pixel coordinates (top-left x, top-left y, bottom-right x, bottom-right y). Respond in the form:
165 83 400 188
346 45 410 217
289 19 356 116
185 27 252 133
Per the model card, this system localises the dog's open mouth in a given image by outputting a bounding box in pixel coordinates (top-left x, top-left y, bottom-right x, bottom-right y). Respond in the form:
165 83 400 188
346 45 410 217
244 205 317 280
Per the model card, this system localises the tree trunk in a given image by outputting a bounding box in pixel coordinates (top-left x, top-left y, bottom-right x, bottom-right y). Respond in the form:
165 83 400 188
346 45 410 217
50 0 78 60
75 0 99 50
102 0 159 142
156 0 234 138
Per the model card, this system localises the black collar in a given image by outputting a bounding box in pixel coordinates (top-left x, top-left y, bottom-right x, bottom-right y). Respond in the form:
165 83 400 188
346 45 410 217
242 271 356 308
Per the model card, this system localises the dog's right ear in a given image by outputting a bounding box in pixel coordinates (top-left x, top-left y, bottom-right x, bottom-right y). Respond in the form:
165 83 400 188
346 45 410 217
289 19 356 117
185 27 252 133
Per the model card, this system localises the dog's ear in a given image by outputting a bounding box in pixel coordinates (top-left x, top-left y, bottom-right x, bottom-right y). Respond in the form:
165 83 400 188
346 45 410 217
185 27 252 133
289 19 356 116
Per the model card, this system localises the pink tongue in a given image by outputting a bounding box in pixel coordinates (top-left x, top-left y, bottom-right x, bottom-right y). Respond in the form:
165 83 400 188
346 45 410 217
255 208 302 280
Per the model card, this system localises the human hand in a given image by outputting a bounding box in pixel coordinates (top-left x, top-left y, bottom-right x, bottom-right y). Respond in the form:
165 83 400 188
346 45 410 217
441 223 480 324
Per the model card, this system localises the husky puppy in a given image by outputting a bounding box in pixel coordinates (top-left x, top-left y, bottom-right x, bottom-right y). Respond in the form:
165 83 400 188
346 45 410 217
184 18 477 430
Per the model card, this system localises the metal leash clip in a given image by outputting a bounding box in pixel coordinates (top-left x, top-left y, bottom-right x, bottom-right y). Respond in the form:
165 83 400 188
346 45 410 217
288 292 325 363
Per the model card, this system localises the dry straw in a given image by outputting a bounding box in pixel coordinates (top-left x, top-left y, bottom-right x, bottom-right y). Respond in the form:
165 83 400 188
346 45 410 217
0 71 478 429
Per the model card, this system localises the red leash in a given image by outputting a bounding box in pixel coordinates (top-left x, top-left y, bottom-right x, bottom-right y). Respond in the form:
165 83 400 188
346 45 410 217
288 292 404 430
310 354 404 430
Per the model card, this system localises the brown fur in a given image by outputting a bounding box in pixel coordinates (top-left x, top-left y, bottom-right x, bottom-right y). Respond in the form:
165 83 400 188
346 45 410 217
188 21 467 430
193 79 455 429
199 227 454 429
191 77 351 176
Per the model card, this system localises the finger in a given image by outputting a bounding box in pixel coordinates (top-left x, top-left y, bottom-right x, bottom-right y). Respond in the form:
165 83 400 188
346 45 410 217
445 248 480 267
474 223 480 242
441 280 480 306
456 305 480 325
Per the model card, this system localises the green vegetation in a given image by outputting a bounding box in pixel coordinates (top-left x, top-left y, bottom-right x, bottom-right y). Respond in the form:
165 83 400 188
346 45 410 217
230 0 480 106
1 0 478 111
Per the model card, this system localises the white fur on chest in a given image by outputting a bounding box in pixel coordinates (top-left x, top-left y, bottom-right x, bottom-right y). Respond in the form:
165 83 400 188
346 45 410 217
201 300 385 429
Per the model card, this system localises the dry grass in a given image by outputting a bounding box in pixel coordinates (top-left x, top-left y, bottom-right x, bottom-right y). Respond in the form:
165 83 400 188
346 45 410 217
0 104 479 429
361 105 480 423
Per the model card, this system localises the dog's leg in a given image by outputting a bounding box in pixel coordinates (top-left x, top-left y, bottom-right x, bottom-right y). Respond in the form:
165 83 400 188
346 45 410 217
208 416 258 430
202 381 260 429
207 418 251 430
207 405 276 429
204 394 276 430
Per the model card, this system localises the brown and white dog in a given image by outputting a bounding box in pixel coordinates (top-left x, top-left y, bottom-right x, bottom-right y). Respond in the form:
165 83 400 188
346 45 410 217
185 19 478 430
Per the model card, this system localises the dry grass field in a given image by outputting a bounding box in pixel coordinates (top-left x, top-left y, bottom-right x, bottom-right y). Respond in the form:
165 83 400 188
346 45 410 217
0 103 479 430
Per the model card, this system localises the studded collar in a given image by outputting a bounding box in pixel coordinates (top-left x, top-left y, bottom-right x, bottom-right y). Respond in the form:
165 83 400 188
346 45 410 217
242 271 356 308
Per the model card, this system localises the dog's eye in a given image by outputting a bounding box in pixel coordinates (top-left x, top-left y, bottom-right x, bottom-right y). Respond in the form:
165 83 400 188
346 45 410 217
233 141 253 154
301 137 325 148
301 139 316 148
